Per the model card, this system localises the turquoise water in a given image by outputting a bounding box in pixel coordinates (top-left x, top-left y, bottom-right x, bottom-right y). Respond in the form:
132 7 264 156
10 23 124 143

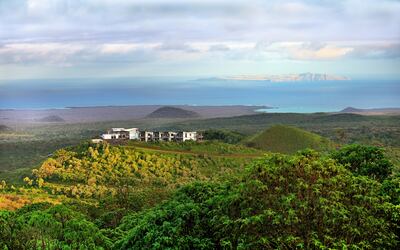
256 107 338 113
0 78 399 112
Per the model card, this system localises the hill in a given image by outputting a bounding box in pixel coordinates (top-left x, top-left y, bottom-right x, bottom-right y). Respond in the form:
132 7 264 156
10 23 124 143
36 115 65 122
341 107 363 113
147 106 200 118
340 106 400 115
246 125 333 154
0 124 12 132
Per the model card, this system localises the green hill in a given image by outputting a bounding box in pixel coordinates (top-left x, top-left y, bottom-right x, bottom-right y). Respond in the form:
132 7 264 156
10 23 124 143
246 125 333 154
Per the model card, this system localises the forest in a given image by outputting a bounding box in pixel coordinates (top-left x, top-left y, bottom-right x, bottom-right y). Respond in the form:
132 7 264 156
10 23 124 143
0 137 399 249
0 113 400 249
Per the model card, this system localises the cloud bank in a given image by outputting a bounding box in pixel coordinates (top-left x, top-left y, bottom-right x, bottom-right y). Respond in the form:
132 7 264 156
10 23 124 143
0 0 399 79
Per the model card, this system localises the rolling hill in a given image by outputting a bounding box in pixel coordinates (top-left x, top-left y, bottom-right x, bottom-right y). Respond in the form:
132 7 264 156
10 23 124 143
0 124 12 132
146 106 200 118
36 115 65 122
246 125 333 154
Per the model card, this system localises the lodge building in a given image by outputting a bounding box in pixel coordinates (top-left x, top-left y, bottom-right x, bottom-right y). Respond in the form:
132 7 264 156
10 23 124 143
99 128 202 142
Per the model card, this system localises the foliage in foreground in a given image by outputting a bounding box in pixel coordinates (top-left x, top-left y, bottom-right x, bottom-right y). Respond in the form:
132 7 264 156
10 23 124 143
332 144 393 181
116 151 399 249
0 203 112 249
1 145 399 249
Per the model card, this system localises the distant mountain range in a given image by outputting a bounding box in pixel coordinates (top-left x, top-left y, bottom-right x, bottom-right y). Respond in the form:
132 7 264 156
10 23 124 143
197 73 350 82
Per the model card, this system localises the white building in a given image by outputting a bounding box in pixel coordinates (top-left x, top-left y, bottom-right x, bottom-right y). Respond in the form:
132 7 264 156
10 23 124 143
124 128 140 140
101 128 139 140
101 132 120 140
140 131 154 142
176 131 198 141
100 128 202 142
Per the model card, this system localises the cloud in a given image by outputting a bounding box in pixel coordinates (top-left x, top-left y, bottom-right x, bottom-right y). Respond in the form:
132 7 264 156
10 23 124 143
288 43 354 60
346 43 400 59
155 42 198 52
0 0 399 78
99 43 160 54
1 0 399 44
1 40 398 69
0 42 158 66
208 44 230 52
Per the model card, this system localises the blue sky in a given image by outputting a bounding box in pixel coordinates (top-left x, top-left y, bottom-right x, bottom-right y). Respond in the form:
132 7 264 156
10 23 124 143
0 0 399 80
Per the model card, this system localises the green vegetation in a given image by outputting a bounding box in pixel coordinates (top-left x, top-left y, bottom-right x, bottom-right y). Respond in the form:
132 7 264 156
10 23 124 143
1 146 398 249
127 140 263 155
115 151 399 249
0 118 174 176
28 143 205 199
23 142 252 203
203 129 245 144
1 113 400 249
0 203 112 249
245 125 333 154
1 112 399 175
0 139 78 172
332 144 393 181
160 113 400 146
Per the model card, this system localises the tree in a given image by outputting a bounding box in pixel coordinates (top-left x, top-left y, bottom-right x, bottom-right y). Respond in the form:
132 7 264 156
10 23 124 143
332 144 393 181
0 210 14 249
381 177 400 205
1 204 111 249
116 151 399 249
203 129 245 144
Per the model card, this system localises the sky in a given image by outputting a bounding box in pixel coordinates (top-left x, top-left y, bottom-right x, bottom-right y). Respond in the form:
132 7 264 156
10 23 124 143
0 0 399 80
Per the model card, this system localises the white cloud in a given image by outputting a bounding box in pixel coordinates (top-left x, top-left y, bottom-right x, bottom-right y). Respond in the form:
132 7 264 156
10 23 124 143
0 0 399 78
0 40 398 68
286 44 354 60
1 0 399 43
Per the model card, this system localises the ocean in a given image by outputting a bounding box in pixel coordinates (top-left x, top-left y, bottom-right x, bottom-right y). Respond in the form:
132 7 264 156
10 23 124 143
0 78 399 113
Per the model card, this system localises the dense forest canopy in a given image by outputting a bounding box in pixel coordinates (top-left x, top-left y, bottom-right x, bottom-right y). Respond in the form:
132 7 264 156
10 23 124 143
0 140 399 249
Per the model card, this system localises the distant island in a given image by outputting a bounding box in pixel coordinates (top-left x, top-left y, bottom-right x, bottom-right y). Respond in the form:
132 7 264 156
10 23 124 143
197 72 350 82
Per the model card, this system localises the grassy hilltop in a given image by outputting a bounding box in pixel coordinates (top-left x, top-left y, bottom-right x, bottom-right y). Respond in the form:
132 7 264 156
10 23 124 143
246 125 334 154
